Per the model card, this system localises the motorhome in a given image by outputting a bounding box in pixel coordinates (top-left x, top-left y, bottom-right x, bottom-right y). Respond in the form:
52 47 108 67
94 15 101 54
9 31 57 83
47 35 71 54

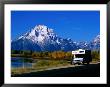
71 49 92 65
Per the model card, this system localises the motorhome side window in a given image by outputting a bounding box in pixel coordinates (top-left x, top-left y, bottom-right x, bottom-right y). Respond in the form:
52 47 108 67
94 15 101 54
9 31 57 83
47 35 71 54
79 51 84 53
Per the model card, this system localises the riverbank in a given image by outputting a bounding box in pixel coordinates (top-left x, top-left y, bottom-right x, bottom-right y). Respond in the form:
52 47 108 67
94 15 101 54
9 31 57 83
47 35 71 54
11 59 71 75
11 57 99 76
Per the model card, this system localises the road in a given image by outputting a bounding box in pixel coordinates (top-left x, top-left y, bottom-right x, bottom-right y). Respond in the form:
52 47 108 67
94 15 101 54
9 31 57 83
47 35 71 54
12 63 100 77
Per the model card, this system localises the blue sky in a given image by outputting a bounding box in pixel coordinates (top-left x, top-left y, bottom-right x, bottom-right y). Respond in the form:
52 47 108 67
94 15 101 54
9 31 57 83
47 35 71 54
11 11 100 42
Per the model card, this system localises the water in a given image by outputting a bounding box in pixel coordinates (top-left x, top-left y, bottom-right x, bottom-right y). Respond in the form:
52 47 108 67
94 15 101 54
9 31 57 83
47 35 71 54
11 57 35 68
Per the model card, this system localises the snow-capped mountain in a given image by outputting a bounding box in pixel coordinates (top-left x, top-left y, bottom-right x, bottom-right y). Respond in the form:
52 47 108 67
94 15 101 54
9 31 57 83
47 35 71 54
88 35 100 50
77 41 88 50
11 25 100 51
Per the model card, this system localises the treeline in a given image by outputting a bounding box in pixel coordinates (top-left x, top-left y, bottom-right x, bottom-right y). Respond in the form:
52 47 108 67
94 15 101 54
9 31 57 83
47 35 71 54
11 50 100 61
11 50 73 60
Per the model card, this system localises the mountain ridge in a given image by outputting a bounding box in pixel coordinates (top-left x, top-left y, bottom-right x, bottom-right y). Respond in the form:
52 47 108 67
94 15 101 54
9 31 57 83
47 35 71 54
11 25 100 51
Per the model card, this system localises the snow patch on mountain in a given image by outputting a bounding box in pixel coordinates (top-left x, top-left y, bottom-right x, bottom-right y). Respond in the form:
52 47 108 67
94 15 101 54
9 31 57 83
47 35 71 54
11 25 100 51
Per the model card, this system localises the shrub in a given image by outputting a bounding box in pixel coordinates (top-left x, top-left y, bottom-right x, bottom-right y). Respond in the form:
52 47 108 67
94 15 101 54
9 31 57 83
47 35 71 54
91 51 100 61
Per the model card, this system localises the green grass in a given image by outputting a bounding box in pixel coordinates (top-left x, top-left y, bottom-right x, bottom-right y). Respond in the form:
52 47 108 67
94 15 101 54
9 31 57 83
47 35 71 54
11 59 70 75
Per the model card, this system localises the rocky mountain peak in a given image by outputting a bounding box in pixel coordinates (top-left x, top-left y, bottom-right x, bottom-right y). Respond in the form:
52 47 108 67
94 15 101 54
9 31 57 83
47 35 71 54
12 25 100 51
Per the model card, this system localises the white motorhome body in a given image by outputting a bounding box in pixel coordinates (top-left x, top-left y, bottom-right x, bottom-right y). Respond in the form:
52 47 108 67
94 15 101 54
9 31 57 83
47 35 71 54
72 49 85 58
71 49 92 65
